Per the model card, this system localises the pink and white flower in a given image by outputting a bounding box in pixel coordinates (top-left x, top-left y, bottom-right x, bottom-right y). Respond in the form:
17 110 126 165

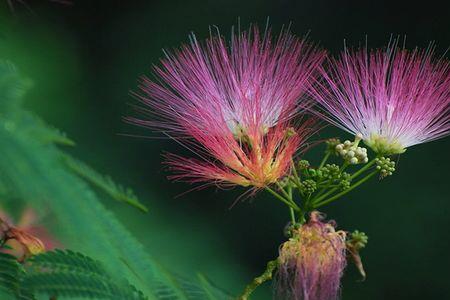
130 27 325 187
310 43 450 155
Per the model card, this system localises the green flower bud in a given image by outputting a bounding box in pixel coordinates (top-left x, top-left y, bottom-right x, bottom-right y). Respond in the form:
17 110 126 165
308 168 323 179
299 179 317 194
341 172 351 180
339 179 350 191
347 230 368 250
320 164 340 180
346 229 368 281
375 157 396 179
297 160 310 170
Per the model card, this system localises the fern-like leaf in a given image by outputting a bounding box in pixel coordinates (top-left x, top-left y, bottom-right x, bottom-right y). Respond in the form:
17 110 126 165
0 61 30 112
0 252 35 300
0 252 22 297
26 249 109 277
61 153 148 212
30 116 75 146
23 250 147 300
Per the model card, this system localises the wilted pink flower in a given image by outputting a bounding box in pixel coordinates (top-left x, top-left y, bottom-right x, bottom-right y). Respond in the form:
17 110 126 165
0 207 59 260
130 26 324 187
277 212 347 300
310 43 450 155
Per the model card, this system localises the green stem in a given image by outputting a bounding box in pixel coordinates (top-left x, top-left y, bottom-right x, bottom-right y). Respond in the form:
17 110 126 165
350 158 377 180
314 171 378 208
289 160 305 201
311 159 375 205
298 212 306 224
238 259 279 300
290 159 303 187
276 182 292 201
288 187 296 224
265 186 299 211
319 151 331 168
289 207 296 224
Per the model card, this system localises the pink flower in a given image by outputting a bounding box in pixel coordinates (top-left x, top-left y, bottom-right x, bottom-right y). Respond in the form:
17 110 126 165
310 43 450 155
130 26 324 187
277 212 347 300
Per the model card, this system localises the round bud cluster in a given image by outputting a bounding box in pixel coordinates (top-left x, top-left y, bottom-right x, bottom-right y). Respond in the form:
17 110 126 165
341 172 350 181
335 140 368 164
299 179 317 194
338 172 351 190
320 164 340 180
347 230 368 250
309 164 340 180
375 157 396 178
297 159 310 170
339 179 350 190
326 138 341 154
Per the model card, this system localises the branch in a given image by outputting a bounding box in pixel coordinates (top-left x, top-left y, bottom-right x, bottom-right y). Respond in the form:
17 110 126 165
238 259 278 300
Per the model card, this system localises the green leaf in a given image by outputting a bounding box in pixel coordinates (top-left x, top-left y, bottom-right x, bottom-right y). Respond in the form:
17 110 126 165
23 250 146 300
61 154 148 212
0 252 22 296
0 252 35 300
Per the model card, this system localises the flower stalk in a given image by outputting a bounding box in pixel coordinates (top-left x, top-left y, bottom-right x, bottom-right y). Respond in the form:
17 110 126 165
238 259 279 300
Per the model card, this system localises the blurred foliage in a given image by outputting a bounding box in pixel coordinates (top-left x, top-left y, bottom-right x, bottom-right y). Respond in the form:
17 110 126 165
0 61 235 299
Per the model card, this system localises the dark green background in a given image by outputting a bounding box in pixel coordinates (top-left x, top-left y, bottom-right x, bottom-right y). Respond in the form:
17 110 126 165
1 1 449 299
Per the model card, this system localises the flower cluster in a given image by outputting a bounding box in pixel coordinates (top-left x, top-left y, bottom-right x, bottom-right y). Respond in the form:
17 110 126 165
131 27 325 188
134 27 450 190
134 27 450 300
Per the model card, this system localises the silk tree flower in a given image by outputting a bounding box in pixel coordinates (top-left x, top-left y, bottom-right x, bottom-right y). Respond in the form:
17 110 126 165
310 43 450 155
130 27 325 187
276 212 347 300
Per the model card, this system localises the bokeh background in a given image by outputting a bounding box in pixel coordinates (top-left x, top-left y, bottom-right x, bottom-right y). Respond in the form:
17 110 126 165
1 1 449 299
